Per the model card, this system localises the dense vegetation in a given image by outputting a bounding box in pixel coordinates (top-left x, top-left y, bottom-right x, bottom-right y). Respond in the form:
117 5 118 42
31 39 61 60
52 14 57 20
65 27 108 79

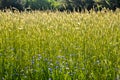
0 0 120 11
0 10 120 80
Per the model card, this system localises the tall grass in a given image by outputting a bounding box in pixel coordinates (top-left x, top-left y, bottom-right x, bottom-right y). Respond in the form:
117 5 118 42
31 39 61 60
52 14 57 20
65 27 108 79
0 10 120 80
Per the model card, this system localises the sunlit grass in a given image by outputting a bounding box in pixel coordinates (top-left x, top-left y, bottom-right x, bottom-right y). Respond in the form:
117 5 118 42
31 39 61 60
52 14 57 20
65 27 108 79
0 10 120 80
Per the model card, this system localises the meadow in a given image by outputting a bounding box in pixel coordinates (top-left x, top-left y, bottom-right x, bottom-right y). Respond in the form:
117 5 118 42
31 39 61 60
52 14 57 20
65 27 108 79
0 10 120 80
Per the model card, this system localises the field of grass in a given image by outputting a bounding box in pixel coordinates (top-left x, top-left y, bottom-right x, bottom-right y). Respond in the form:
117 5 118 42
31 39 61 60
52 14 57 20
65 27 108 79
0 10 120 80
